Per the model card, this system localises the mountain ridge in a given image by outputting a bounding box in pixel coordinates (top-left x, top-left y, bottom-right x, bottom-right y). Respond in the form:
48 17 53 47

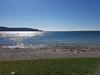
0 26 42 31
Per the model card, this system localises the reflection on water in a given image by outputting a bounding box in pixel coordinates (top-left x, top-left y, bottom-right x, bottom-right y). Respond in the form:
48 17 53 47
0 31 43 38
0 31 44 48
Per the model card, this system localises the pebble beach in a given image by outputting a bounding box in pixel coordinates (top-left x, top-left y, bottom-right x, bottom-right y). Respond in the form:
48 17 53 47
0 44 100 60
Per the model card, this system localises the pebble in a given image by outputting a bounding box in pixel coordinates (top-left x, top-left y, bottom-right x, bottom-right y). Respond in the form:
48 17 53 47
10 72 16 75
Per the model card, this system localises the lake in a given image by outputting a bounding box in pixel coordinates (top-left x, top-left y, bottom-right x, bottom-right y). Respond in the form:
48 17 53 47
0 31 100 47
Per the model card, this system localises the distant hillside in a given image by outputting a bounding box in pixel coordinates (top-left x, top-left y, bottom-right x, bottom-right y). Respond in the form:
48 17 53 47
0 27 42 31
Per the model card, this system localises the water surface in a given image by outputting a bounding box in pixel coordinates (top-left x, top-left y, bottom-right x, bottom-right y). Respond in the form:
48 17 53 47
0 31 100 47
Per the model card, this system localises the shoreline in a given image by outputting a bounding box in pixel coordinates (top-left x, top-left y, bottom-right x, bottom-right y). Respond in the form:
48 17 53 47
0 45 100 60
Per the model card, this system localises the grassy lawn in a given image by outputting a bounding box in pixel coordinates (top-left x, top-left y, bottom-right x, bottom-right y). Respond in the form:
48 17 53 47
0 58 100 75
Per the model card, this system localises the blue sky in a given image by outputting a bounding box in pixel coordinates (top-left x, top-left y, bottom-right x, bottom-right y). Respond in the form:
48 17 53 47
0 0 100 31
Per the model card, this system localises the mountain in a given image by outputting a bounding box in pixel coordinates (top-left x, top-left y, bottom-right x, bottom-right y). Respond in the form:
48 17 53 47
0 27 42 31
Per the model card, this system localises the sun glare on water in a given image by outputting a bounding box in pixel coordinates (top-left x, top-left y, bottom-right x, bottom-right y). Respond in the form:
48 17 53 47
0 31 43 38
0 31 44 48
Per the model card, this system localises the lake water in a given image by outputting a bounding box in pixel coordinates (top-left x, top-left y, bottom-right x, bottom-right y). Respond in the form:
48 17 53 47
0 31 100 47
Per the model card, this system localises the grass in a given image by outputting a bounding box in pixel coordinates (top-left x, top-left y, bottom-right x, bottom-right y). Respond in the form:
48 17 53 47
0 58 100 75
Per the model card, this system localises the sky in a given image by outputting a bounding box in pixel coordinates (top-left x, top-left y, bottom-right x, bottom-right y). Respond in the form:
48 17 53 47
0 0 100 31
